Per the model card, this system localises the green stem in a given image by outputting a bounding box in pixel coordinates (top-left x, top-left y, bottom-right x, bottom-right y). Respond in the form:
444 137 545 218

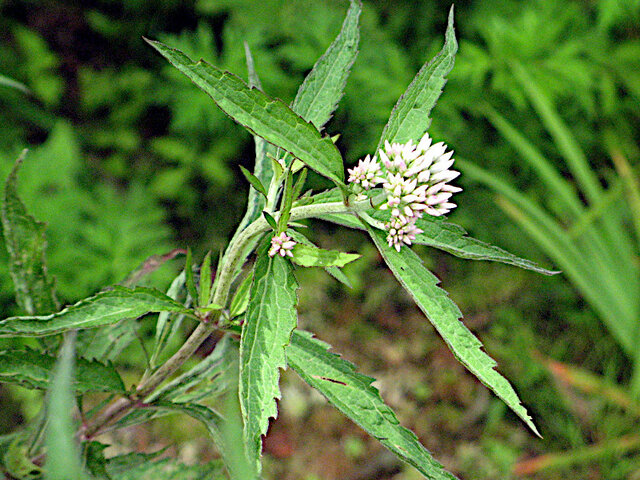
82 196 372 436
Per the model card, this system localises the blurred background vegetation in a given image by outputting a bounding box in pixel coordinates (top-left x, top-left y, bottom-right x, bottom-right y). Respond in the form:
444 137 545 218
1 0 640 479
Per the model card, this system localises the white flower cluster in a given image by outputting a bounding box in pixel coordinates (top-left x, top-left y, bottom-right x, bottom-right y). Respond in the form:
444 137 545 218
268 232 296 257
347 132 461 251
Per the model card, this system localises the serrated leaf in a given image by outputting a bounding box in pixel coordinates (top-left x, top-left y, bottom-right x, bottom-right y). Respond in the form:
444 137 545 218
376 7 457 151
290 0 361 130
291 243 360 268
239 165 267 199
0 349 125 393
239 239 298 474
366 225 539 436
232 43 272 235
2 151 58 315
286 330 459 480
145 39 344 185
0 286 190 337
412 215 558 275
306 189 556 275
44 333 86 480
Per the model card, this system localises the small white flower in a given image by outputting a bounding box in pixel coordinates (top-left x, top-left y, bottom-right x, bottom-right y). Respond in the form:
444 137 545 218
385 216 423 252
347 154 382 190
347 131 461 250
268 232 296 258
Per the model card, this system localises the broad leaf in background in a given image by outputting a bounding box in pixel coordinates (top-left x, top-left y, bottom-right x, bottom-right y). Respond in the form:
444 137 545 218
287 329 460 480
146 39 345 185
0 286 190 337
0 349 125 393
239 239 298 473
44 333 86 480
366 225 539 435
1 151 58 315
376 6 457 151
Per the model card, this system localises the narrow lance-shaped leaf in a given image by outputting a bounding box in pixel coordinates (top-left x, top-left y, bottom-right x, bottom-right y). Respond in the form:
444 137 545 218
306 189 557 275
287 330 459 480
239 238 298 474
291 0 361 130
2 151 58 315
145 39 344 185
150 271 187 367
366 225 540 436
0 349 125 393
286 230 352 287
44 333 86 480
376 6 457 151
291 244 360 268
233 43 272 235
0 286 190 337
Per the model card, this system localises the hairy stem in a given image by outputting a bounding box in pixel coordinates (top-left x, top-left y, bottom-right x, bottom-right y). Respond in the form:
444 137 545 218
82 196 372 436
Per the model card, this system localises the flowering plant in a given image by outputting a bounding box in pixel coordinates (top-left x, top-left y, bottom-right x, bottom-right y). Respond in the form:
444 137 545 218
0 2 556 479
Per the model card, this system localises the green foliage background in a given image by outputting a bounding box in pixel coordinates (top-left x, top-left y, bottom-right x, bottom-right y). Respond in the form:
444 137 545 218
1 0 640 478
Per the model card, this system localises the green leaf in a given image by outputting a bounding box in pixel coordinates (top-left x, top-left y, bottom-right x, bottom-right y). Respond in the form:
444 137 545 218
185 248 198 304
239 239 298 474
290 0 361 130
3 435 42 480
286 330 459 480
102 450 164 478
84 442 112 480
262 211 277 230
376 7 457 151
229 271 252 318
107 457 225 480
2 151 58 315
155 401 253 480
291 243 360 268
0 349 125 393
366 225 539 436
148 334 238 405
239 165 267 199
77 319 137 362
0 286 190 337
277 168 295 232
150 271 187 367
44 333 86 480
286 230 352 287
412 215 558 275
199 251 213 308
145 39 345 185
